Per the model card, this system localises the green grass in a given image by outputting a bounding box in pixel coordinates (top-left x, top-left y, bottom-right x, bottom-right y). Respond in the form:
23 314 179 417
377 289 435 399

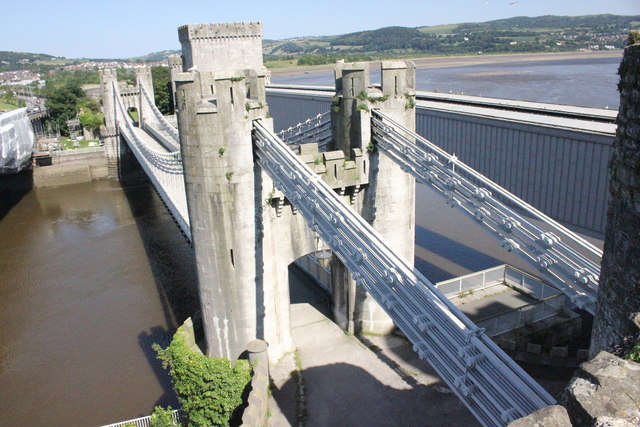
60 137 99 150
417 24 460 34
0 100 20 112
128 110 139 122
265 59 299 69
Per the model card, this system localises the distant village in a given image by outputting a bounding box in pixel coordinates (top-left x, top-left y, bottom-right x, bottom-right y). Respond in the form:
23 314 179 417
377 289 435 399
0 59 168 86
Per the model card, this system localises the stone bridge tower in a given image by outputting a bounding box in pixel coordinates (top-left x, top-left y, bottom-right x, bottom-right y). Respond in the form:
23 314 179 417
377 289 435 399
174 22 417 362
98 66 158 181
98 68 119 178
329 61 416 334
174 22 298 361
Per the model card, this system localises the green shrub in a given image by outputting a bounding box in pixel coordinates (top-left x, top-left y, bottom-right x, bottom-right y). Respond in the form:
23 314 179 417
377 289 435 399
625 342 640 363
153 330 251 426
150 406 178 427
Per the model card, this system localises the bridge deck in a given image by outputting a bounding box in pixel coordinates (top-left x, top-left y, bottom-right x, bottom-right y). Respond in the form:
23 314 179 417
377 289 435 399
129 126 172 153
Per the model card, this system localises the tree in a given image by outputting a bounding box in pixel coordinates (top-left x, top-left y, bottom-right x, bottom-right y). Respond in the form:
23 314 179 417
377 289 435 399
44 83 84 135
79 111 104 131
151 66 173 115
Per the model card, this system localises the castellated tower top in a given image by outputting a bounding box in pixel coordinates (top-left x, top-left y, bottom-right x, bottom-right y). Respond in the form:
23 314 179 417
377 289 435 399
178 22 264 74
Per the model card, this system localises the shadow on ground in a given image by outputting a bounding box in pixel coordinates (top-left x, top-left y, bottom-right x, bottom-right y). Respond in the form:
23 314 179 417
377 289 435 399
271 362 478 427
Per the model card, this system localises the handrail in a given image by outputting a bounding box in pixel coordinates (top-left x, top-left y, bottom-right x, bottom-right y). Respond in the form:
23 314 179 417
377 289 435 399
139 83 181 149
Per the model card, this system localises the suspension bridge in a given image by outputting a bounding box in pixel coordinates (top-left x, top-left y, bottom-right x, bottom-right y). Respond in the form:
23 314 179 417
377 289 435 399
99 34 606 422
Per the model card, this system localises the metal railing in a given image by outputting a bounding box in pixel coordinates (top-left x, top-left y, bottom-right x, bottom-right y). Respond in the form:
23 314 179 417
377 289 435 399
253 119 555 427
139 83 181 150
435 265 561 300
436 265 506 298
52 146 105 156
102 409 183 427
277 111 331 150
436 265 565 337
477 294 565 337
371 109 600 314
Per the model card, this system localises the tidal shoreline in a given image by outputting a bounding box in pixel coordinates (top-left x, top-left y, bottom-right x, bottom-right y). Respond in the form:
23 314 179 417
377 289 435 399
269 50 623 77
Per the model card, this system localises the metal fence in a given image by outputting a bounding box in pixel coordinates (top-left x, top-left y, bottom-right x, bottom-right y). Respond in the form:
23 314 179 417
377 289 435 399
476 294 565 337
503 266 560 301
102 409 183 427
435 265 506 298
436 265 565 337
51 146 105 156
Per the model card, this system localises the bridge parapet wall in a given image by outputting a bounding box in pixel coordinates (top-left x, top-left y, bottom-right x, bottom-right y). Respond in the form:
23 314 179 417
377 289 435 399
267 143 368 216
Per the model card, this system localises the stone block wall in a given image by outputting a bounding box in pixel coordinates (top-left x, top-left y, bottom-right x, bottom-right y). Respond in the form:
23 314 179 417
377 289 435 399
590 32 640 356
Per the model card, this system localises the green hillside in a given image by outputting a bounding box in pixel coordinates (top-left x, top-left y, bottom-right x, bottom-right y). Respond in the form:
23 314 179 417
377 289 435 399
2 14 637 72
263 14 638 67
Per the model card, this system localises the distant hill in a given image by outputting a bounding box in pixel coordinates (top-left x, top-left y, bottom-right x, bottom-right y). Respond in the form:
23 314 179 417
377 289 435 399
0 51 64 72
264 14 639 66
128 49 180 62
0 51 56 63
2 14 638 73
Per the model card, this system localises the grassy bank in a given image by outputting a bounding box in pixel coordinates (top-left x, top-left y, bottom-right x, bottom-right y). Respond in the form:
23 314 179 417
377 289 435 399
0 101 20 112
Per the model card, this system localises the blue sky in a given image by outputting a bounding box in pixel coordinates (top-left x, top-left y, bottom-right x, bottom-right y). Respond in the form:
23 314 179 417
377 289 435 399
1 0 639 58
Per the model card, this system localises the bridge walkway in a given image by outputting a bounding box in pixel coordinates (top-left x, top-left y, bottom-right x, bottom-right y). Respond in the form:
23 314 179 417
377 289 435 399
129 125 172 154
268 266 479 427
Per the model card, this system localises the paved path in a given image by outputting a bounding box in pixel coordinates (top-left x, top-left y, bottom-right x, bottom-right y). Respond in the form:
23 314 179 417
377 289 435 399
268 267 478 426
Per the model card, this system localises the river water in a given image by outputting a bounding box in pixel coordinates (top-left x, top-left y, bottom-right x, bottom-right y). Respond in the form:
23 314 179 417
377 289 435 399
0 55 614 425
0 179 198 426
272 55 622 109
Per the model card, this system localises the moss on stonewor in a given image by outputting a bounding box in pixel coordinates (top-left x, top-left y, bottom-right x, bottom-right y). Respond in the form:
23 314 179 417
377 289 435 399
153 330 251 426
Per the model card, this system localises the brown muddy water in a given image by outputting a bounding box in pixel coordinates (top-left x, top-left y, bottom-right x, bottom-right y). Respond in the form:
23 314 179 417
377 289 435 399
0 175 597 425
0 179 199 426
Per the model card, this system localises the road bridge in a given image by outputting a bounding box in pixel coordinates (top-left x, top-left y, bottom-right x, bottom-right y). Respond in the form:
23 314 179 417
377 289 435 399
96 21 612 426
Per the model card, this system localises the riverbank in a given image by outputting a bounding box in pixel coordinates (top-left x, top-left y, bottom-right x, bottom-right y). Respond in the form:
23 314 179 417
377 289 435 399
32 151 108 187
269 50 623 77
